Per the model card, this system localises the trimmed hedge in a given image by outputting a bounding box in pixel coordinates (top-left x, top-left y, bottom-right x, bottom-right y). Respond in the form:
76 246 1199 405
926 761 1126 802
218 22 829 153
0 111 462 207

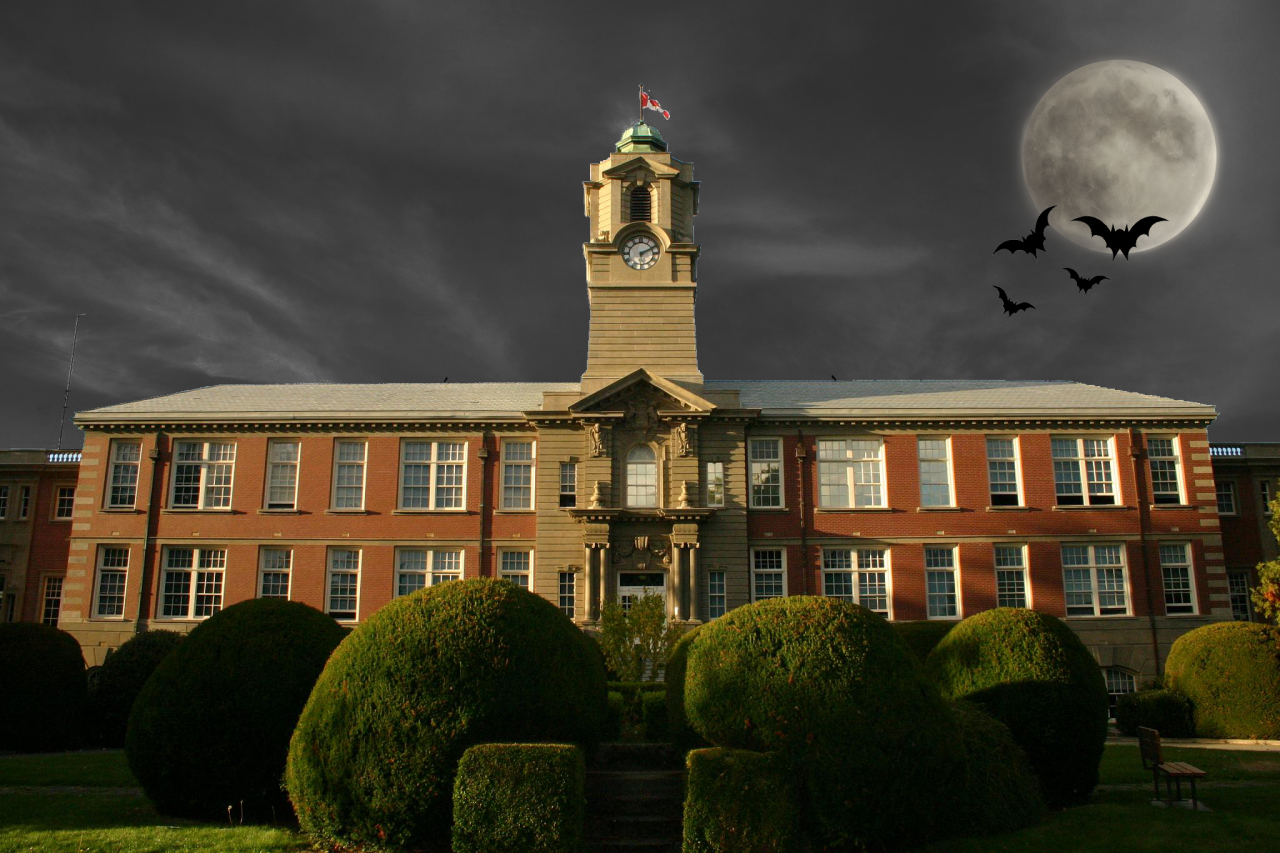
89 630 184 746
684 597 963 850
0 623 87 753
606 681 668 742
641 691 668 742
286 578 608 853
947 701 1045 836
926 608 1108 807
664 625 705 751
683 748 806 853
892 620 955 662
452 743 585 853
126 600 345 819
606 691 625 740
1115 689 1194 738
1165 621 1280 739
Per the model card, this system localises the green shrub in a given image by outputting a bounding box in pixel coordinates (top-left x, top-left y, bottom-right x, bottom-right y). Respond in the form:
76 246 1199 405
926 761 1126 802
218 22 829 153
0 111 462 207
606 691 625 740
605 681 666 742
946 700 1045 836
452 743 585 853
89 630 184 747
641 691 668 742
285 578 608 853
926 608 1108 807
125 600 344 820
683 748 807 853
1165 621 1280 739
684 596 962 850
664 625 706 751
892 620 955 662
0 623 87 753
1115 689 1194 738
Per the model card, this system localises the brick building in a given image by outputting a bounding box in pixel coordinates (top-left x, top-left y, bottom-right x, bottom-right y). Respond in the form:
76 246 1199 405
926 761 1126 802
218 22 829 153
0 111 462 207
0 450 80 627
55 123 1236 699
1209 442 1279 620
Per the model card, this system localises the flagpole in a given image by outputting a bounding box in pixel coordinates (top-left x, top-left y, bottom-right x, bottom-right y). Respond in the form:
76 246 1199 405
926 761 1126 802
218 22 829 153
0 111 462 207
638 83 643 123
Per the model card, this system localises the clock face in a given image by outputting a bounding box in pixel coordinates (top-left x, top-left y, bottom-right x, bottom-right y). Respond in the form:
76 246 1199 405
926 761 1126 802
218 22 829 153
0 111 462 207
622 235 659 270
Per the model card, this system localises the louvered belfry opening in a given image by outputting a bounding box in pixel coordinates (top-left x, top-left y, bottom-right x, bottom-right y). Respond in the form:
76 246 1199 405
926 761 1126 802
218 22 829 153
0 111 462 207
629 184 652 222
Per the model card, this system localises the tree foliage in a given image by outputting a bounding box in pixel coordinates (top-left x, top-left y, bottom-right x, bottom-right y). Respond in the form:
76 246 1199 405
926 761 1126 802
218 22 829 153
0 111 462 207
1252 492 1280 620
597 591 685 681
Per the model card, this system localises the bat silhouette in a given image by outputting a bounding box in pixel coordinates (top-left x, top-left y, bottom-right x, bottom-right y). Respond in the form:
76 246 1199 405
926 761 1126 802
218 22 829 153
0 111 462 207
994 205 1055 258
1072 215 1166 259
1063 268 1109 293
993 285 1035 315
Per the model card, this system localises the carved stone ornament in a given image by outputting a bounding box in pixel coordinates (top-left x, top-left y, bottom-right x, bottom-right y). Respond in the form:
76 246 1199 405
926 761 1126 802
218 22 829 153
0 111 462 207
589 480 604 509
611 536 671 570
674 423 695 457
597 228 610 243
588 423 606 458
678 480 692 509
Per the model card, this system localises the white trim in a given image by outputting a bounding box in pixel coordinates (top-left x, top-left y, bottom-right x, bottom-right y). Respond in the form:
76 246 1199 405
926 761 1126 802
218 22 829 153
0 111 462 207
500 439 536 511
706 569 727 618
705 460 725 508
264 438 301 510
1051 435 1118 507
748 438 785 509
169 439 237 510
51 485 76 521
924 544 962 620
817 437 887 509
331 438 368 510
105 439 143 509
821 546 893 618
1158 541 1198 616
985 435 1024 507
397 439 468 511
325 546 362 621
749 546 787 601
993 543 1032 609
917 436 955 508
157 545 227 621
1061 542 1132 618
258 546 293 600
498 547 534 588
1147 434 1187 506
394 547 464 596
625 443 660 509
91 545 130 620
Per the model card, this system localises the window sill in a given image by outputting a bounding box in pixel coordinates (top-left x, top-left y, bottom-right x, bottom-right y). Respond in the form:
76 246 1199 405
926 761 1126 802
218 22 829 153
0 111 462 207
1051 505 1134 511
258 508 302 514
747 506 789 512
494 509 536 514
1065 614 1136 620
986 505 1033 512
161 508 235 514
325 509 371 515
50 518 73 523
916 506 963 512
392 509 469 515
1151 504 1193 510
815 506 894 513
99 508 143 514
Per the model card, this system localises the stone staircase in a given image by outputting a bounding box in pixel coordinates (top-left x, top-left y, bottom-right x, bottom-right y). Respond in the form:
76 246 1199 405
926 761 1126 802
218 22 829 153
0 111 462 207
585 742 684 853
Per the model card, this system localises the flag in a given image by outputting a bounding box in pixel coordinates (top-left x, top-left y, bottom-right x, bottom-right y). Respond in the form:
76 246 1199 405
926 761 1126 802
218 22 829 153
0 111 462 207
640 90 670 120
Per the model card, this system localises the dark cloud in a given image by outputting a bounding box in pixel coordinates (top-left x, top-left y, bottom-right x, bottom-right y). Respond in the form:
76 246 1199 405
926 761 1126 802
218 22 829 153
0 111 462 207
1 0 1278 447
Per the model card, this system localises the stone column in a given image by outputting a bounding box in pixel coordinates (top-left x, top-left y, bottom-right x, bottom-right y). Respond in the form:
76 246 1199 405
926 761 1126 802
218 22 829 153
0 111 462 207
669 545 683 621
688 545 699 622
584 545 596 622
599 542 611 613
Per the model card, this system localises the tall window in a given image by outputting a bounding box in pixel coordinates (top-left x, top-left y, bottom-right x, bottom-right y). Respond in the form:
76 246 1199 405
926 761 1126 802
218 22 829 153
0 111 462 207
917 438 953 507
1228 571 1253 621
560 463 577 508
259 548 292 599
500 550 532 588
0 485 7 519
161 547 226 619
332 441 367 509
94 547 129 618
1216 481 1237 515
41 577 63 627
1159 543 1196 615
986 438 1021 506
626 446 658 508
707 570 726 618
925 546 959 618
749 439 782 508
107 441 142 508
1263 480 1274 515
501 440 535 510
265 440 300 509
1052 437 1116 506
400 441 466 510
629 184 651 222
559 571 576 617
1147 437 1184 505
396 549 462 596
994 545 1028 608
54 487 75 520
1105 668 1137 718
326 548 361 620
18 486 30 520
705 461 725 508
1062 544 1128 616
822 548 890 615
818 439 885 508
171 441 235 509
751 549 785 601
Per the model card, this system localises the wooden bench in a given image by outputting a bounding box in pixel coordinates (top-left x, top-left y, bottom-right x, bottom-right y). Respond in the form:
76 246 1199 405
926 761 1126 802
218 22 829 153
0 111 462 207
1137 726 1206 809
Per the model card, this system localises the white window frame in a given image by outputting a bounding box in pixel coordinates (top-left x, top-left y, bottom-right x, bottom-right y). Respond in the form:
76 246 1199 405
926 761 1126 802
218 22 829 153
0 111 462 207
1061 543 1131 617
994 544 1030 609
705 461 725 508
986 436 1024 507
398 439 468 511
1159 542 1197 616
821 547 892 617
264 439 301 510
1051 436 1118 507
331 440 368 510
626 445 659 509
18 486 30 520
707 569 727 618
0 485 8 520
159 546 227 620
500 439 536 510
52 486 75 520
106 440 142 509
41 576 63 627
1227 570 1253 621
1147 435 1186 506
559 462 577 508
395 548 463 597
1216 481 1237 515
749 438 784 509
93 546 129 619
499 549 534 588
1262 480 1274 516
326 547 362 621
749 547 787 601
558 571 576 618
924 545 961 619
917 437 955 508
1105 667 1137 718
818 438 887 509
258 547 292 599
169 440 237 510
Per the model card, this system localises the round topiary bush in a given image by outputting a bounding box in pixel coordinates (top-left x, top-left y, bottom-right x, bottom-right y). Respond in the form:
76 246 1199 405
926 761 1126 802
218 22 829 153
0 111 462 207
89 630 184 746
683 596 963 850
946 700 1045 836
892 620 955 662
663 624 704 751
1114 689 1194 738
926 608 1108 807
0 622 87 753
1165 621 1280 739
285 578 609 853
126 599 345 820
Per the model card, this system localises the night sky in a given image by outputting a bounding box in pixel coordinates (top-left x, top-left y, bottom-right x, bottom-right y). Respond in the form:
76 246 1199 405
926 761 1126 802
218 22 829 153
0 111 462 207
2 1 1277 449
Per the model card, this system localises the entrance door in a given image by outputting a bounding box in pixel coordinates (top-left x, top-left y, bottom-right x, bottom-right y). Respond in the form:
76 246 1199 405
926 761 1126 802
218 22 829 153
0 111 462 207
618 572 665 613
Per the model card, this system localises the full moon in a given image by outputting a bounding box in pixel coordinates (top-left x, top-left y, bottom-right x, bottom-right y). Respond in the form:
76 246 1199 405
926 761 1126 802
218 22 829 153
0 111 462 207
1022 60 1216 254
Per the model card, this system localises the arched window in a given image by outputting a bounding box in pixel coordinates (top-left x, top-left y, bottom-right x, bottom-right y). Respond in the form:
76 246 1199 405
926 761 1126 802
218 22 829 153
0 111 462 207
1104 667 1137 719
626 445 658 508
629 185 652 222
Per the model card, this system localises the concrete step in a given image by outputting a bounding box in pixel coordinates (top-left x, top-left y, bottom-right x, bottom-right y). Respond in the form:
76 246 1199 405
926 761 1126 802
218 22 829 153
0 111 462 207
587 769 684 798
592 742 682 771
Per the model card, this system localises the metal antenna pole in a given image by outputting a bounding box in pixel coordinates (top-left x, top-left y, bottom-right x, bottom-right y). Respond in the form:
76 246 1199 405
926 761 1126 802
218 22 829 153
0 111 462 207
56 313 86 450
639 83 643 122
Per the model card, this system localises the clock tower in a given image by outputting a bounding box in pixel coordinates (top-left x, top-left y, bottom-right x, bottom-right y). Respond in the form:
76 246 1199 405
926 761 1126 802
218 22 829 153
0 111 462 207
581 122 701 393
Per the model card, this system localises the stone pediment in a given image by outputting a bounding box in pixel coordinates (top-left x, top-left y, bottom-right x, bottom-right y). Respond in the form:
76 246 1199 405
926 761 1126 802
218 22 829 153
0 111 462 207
568 369 715 416
601 156 683 180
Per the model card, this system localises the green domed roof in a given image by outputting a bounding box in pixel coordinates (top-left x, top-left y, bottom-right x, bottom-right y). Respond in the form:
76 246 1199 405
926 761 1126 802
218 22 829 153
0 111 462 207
616 121 667 153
